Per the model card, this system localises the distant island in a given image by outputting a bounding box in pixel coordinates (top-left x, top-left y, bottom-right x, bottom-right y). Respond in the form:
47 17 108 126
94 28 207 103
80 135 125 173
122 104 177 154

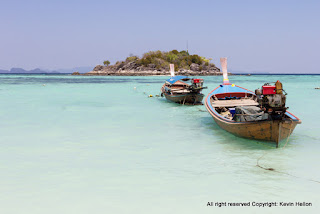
0 67 94 74
76 50 224 76
0 68 60 74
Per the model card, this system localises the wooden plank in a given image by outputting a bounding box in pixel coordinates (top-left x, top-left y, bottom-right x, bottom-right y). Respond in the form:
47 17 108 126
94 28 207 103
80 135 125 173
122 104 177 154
211 99 258 107
171 89 190 93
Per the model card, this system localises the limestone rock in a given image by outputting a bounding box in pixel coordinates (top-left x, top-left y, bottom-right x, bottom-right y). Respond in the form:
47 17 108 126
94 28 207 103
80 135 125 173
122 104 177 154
190 63 200 71
93 65 104 71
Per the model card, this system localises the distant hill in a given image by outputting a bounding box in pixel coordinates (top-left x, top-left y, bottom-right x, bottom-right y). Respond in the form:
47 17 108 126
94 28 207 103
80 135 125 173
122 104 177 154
0 68 60 74
0 66 94 74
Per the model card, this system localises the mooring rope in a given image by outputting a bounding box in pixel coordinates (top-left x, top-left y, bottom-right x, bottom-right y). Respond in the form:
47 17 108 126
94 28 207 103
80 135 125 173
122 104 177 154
257 157 320 184
257 119 292 170
256 119 320 184
182 96 186 105
198 108 207 112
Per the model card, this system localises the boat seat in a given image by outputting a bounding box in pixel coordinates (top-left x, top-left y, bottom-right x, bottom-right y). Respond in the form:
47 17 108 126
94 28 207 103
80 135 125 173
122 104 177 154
171 89 190 93
211 98 258 107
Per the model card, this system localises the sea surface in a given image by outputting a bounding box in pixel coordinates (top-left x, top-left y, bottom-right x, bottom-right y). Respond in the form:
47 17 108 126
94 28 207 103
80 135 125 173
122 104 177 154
0 74 319 214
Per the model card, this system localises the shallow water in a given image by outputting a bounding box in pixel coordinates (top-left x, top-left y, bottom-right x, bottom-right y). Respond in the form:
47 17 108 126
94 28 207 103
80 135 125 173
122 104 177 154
0 74 319 213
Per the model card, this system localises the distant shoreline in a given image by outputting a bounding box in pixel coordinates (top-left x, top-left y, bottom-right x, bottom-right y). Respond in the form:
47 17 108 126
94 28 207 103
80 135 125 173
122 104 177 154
1 73 320 75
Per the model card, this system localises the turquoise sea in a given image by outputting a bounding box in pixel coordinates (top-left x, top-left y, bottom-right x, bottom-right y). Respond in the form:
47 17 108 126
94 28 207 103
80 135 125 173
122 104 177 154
0 74 319 214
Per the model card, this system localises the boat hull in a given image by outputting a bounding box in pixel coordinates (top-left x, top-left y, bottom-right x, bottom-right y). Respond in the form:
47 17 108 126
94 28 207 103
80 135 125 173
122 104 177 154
161 86 204 105
163 93 204 105
209 112 299 147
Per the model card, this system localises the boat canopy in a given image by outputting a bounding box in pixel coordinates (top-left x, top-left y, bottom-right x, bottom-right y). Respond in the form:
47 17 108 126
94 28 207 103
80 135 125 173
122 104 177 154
166 75 190 84
212 84 254 95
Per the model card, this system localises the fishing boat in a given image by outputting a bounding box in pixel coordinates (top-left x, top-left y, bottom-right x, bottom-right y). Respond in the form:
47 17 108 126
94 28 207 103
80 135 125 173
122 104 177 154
205 58 301 147
161 64 207 105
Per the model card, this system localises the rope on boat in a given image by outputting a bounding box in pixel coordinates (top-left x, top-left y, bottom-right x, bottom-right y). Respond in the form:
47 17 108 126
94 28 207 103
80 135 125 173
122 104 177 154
197 107 207 112
182 96 186 105
134 86 163 98
233 113 264 116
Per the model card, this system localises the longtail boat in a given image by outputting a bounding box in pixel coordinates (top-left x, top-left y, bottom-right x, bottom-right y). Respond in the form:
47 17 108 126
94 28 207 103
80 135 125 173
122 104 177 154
161 64 207 105
205 58 301 147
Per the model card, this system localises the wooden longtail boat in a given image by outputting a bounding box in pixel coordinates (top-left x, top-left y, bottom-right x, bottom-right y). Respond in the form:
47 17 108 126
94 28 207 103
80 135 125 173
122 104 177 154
205 58 301 147
161 64 207 105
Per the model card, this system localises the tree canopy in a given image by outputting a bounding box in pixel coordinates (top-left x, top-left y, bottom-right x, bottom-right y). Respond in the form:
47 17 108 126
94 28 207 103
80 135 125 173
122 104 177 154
103 60 110 66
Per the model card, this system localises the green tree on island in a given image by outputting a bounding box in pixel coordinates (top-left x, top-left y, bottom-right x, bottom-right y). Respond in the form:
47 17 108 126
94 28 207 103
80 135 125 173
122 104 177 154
103 60 110 66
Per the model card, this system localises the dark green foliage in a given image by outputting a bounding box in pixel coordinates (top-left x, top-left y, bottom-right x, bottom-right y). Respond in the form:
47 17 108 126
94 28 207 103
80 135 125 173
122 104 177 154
190 55 201 64
174 63 179 71
171 50 179 55
179 50 189 56
166 53 178 63
126 56 139 62
110 50 215 71
103 60 110 66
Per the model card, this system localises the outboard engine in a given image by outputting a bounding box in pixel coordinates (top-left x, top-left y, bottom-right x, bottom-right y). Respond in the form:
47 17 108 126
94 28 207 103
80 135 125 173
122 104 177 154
255 80 287 119
192 79 203 88
189 79 207 91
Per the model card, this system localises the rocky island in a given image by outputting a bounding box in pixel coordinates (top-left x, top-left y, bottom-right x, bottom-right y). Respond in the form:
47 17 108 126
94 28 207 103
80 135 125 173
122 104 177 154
77 50 226 76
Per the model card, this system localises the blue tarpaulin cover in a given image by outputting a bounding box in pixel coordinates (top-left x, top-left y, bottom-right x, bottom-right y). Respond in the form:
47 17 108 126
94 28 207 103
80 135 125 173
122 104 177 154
166 76 189 84
213 84 253 94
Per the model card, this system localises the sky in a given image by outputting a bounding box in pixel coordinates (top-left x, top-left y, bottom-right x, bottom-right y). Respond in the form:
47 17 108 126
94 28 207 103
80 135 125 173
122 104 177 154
0 0 319 73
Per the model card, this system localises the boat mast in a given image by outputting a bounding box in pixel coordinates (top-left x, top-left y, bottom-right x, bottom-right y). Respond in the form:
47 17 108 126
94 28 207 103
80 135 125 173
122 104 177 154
220 57 229 85
170 64 175 77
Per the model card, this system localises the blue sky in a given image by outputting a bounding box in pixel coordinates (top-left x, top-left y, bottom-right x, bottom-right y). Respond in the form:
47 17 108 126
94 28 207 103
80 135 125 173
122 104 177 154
0 0 319 73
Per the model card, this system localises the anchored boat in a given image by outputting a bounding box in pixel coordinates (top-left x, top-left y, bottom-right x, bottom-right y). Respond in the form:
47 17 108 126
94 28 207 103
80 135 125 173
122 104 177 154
161 64 207 105
205 58 301 147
